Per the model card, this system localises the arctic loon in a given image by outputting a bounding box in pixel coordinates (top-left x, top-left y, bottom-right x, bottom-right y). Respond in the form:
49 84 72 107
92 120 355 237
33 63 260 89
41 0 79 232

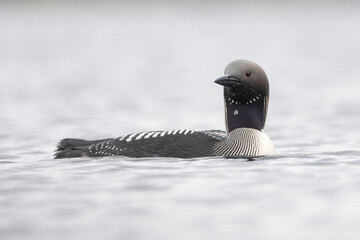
54 59 275 159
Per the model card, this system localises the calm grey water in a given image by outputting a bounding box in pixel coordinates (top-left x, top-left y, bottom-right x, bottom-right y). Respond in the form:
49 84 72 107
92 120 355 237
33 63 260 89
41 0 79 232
1 2 360 240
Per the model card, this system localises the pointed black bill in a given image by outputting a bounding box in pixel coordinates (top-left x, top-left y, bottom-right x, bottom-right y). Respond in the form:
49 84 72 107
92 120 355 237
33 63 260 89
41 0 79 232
214 74 243 87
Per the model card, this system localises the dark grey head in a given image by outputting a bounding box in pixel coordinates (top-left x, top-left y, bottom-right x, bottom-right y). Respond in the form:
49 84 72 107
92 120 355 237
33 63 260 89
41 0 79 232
215 59 270 132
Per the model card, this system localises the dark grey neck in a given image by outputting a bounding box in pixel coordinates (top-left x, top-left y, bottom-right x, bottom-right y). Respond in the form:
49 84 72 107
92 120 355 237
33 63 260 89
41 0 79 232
225 96 267 133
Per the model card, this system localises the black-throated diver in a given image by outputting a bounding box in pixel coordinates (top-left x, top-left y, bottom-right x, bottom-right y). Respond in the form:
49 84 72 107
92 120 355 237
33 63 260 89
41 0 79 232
54 59 275 159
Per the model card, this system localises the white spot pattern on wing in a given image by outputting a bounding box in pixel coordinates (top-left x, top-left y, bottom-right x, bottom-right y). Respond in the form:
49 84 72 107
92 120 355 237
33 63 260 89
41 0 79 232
88 129 201 157
135 132 147 140
152 132 161 138
126 133 138 142
118 129 196 143
144 132 155 139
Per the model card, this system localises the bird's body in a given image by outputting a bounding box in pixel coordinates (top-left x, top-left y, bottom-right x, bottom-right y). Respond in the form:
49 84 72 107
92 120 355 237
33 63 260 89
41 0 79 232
55 130 223 158
55 60 276 159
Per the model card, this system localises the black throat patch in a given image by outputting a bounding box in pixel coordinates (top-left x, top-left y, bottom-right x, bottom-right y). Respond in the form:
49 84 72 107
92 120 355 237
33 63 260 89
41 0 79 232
224 92 267 132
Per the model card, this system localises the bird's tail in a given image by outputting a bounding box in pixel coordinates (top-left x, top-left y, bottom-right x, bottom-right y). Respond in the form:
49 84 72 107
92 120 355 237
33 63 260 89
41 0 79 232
54 138 111 159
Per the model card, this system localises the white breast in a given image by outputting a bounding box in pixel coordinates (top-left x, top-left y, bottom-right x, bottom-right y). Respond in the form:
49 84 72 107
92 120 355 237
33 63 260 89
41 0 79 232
212 128 275 157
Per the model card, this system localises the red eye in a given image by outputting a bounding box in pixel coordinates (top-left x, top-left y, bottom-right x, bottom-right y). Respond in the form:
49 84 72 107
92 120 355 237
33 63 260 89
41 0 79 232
245 72 252 77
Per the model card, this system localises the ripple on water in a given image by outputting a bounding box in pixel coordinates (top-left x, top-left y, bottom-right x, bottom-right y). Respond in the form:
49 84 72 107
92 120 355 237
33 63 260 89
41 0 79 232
320 150 360 156
0 154 20 160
